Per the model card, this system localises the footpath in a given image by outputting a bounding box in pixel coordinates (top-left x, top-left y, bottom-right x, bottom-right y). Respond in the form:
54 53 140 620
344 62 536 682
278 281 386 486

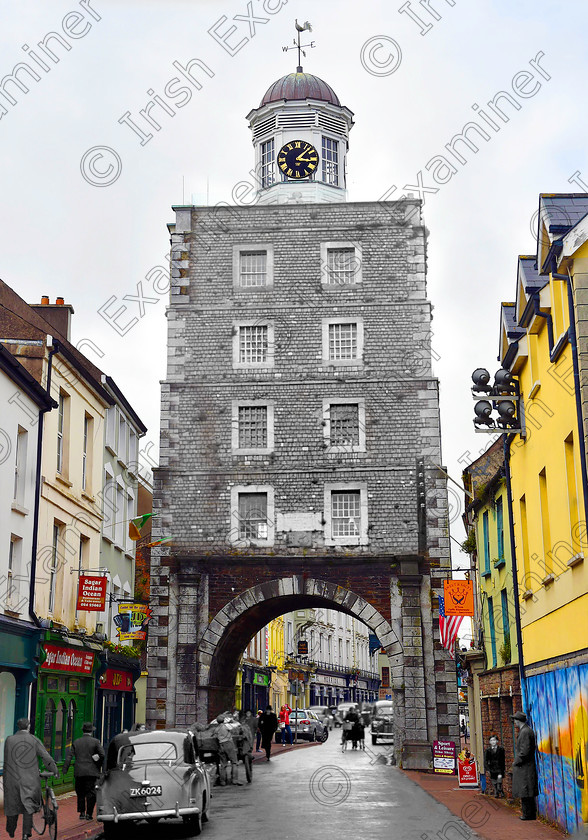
402 770 566 840
0 741 320 840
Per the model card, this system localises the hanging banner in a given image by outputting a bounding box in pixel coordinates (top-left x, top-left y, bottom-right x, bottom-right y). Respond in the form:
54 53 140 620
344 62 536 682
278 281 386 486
443 580 475 616
114 603 152 640
76 575 107 611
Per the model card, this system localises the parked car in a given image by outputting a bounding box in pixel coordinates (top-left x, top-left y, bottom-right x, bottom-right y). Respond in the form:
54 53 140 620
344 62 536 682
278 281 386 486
96 730 210 837
308 706 335 730
275 710 328 742
370 700 394 745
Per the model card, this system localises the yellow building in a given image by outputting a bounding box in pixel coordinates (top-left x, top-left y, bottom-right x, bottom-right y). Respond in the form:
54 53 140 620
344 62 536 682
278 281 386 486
267 617 288 710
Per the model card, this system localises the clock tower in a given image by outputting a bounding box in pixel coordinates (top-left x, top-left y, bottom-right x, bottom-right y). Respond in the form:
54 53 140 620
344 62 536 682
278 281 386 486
247 69 354 204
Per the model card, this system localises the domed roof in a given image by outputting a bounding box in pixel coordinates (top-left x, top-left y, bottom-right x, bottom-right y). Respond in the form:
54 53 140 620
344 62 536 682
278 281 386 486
260 72 340 107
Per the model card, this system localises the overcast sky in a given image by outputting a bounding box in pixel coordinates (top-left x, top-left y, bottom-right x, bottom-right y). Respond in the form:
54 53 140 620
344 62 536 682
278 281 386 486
2 0 587 597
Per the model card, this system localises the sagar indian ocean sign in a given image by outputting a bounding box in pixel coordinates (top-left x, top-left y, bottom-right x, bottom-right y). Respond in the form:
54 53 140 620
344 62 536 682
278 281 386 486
41 644 95 674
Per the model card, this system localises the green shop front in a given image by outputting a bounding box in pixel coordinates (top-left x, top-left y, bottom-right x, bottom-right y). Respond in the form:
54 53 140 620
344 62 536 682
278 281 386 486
34 636 102 791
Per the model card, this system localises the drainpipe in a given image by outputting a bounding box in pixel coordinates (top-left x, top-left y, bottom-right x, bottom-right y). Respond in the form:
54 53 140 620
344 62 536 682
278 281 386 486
502 434 527 708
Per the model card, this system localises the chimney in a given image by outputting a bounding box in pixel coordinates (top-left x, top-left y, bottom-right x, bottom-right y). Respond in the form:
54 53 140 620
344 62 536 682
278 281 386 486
31 296 75 341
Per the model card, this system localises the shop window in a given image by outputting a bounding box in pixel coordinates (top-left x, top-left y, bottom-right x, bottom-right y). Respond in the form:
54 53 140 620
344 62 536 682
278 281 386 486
66 700 76 754
43 699 55 752
54 699 66 761
47 677 59 692
0 672 16 771
69 679 80 693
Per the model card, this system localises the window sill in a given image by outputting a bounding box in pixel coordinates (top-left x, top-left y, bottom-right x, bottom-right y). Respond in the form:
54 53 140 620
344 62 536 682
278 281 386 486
493 558 506 569
541 573 555 587
568 552 584 568
117 458 128 469
528 381 541 399
102 535 115 545
322 360 363 367
481 570 492 578
325 447 366 455
521 589 534 601
4 608 20 619
232 448 274 456
105 444 116 456
11 502 29 516
55 474 73 488
233 364 275 371
321 282 362 290
81 491 95 503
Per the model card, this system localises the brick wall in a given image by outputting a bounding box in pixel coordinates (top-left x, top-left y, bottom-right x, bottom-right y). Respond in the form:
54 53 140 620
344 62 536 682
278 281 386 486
479 665 521 797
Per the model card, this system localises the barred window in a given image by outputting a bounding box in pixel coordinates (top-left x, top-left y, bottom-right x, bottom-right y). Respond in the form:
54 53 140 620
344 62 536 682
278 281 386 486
326 247 357 285
322 137 339 186
329 322 357 360
331 491 361 537
239 251 267 287
238 493 268 540
238 406 268 449
239 325 268 364
329 404 359 447
261 139 275 188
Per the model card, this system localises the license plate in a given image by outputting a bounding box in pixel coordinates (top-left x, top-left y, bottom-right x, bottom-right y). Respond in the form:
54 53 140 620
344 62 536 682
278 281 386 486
129 786 162 798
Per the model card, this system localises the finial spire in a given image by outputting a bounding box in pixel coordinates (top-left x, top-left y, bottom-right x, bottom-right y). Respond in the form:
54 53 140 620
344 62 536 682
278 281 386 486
282 20 314 72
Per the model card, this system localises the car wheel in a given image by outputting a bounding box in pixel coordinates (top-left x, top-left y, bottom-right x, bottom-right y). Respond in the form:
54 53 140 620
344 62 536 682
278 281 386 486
371 735 378 745
310 729 317 742
320 729 329 743
183 812 202 837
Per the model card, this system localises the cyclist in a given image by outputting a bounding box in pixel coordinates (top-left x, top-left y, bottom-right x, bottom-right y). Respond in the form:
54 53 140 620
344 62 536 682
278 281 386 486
3 718 58 839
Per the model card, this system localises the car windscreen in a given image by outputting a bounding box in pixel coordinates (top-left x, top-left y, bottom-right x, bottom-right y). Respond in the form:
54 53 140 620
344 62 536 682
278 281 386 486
120 741 178 763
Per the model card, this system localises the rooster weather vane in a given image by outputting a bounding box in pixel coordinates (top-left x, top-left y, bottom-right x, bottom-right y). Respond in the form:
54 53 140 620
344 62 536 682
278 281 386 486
282 20 315 72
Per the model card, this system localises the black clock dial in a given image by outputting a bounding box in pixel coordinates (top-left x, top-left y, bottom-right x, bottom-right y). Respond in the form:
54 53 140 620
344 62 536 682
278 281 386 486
277 140 319 179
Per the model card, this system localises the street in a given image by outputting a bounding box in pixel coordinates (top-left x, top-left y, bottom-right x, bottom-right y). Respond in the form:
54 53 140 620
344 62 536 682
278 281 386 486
127 736 480 840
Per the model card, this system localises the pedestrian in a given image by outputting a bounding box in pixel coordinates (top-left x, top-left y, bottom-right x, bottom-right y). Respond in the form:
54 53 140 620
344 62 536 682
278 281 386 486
510 711 538 820
63 722 105 820
129 722 146 733
214 714 243 785
344 707 361 749
106 729 130 770
484 735 505 798
241 709 258 743
255 709 263 752
3 717 58 839
279 704 293 746
258 705 278 761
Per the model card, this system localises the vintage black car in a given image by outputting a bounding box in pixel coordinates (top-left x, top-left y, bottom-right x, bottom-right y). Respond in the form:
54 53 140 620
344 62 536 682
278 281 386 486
370 701 394 745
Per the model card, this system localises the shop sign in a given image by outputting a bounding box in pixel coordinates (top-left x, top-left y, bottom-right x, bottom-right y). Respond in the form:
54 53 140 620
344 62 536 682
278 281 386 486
41 644 94 674
76 575 107 611
99 668 134 692
443 580 474 617
457 751 479 787
253 672 269 686
433 740 457 775
297 640 308 655
114 603 152 640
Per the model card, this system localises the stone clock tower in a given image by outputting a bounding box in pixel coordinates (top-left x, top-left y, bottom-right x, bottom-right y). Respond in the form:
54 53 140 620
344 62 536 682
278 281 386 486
247 69 354 204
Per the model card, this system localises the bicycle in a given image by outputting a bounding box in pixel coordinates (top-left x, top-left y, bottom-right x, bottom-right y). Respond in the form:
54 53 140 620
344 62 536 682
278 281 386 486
31 771 58 840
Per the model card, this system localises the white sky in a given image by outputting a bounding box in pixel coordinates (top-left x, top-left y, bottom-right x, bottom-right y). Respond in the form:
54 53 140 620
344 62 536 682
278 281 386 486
2 0 586 617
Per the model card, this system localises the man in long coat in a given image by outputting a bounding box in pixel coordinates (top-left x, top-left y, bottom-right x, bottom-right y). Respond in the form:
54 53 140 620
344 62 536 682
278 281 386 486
63 722 105 819
510 711 538 820
3 718 58 839
258 705 278 761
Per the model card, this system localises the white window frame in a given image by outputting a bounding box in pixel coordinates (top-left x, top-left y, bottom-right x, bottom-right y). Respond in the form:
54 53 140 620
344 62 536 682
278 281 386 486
324 482 368 546
7 535 22 610
49 523 60 613
231 400 274 454
322 318 364 366
57 391 69 475
115 479 125 548
233 244 274 289
230 484 275 546
321 135 339 186
103 469 116 541
322 398 366 453
260 138 275 188
320 242 362 287
13 426 27 505
233 321 275 369
125 489 136 553
118 411 128 465
105 408 116 452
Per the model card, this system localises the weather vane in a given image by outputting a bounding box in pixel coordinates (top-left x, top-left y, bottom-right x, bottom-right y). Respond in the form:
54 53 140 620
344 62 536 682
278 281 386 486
282 20 315 72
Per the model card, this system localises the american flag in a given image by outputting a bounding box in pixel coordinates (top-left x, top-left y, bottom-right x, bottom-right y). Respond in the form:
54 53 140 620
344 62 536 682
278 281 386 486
439 595 463 659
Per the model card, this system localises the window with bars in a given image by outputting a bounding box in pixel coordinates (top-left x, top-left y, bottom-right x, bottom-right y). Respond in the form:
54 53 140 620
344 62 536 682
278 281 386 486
238 405 268 449
238 492 268 540
329 404 360 447
239 251 267 287
326 247 358 285
331 490 361 537
238 325 269 365
329 323 357 360
260 139 275 188
322 136 339 186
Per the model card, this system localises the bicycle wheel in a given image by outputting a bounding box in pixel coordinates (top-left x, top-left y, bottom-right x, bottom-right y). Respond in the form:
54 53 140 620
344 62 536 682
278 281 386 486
46 789 58 840
31 806 46 836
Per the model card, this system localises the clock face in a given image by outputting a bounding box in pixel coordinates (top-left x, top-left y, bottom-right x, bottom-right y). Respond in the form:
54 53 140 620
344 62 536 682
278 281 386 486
277 140 319 179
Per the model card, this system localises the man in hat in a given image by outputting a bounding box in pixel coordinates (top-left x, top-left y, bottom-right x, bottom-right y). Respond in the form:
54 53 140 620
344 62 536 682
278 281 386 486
63 722 105 820
510 711 538 820
3 718 58 839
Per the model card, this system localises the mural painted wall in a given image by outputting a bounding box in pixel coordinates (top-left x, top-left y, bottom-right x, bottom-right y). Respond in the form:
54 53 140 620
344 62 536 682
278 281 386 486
526 664 588 833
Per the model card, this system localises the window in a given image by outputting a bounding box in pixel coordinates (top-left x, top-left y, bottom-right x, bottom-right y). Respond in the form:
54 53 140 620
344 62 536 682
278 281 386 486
7 536 22 609
324 482 368 545
231 485 275 545
233 323 274 368
482 511 490 574
321 243 362 286
103 470 116 540
129 429 138 472
118 413 128 463
57 392 69 475
115 483 125 546
126 491 135 552
106 408 116 451
322 319 364 365
323 399 366 452
539 468 552 575
43 699 55 752
232 402 274 453
322 136 339 186
54 699 66 761
260 138 275 188
240 252 267 287
13 426 27 505
496 496 504 559
338 639 343 662
82 414 93 493
487 596 497 668
565 433 581 555
346 640 350 662
74 537 87 621
49 523 60 613
500 589 510 645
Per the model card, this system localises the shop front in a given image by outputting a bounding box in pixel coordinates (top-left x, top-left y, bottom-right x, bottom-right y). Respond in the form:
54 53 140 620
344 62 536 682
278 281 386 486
34 636 102 792
241 665 271 712
95 654 140 744
310 672 347 706
0 616 40 771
